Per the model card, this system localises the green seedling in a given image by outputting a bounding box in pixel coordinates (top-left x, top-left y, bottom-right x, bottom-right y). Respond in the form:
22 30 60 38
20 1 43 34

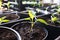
56 6 60 14
0 0 2 8
50 13 60 24
0 16 10 24
36 19 48 25
7 1 10 9
51 16 58 22
57 8 60 13
24 10 48 31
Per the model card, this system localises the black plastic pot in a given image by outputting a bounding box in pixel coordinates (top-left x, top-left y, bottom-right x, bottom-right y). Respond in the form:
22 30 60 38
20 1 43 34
37 14 60 40
0 26 21 40
11 21 48 40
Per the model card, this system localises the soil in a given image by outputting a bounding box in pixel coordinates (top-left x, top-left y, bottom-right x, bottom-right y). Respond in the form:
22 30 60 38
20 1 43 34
13 23 46 40
0 28 17 40
5 14 19 20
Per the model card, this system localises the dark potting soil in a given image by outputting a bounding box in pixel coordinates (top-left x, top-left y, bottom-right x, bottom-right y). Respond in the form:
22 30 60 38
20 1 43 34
13 23 46 40
0 28 17 40
5 14 19 20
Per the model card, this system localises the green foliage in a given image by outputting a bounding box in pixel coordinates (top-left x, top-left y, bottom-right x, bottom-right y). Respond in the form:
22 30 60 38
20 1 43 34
56 6 60 13
0 0 2 8
0 16 10 24
57 8 60 13
24 10 48 27
36 19 48 25
51 13 58 22
28 10 36 20
51 16 58 22
56 21 60 24
28 10 48 25
24 17 30 20
7 1 10 9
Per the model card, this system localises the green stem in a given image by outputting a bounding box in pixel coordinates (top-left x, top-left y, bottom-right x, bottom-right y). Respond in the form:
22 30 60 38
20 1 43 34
0 21 2 24
30 18 34 32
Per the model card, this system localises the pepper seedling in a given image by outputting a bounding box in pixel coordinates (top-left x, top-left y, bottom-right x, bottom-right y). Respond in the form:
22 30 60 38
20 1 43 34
0 16 10 24
57 8 60 14
24 10 48 31
7 1 10 9
0 0 2 9
0 0 2 10
56 5 60 14
49 13 60 24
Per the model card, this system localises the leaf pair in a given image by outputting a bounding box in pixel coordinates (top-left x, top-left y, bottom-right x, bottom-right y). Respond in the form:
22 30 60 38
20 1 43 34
7 1 10 9
24 10 48 25
0 16 10 24
51 14 58 22
0 0 2 9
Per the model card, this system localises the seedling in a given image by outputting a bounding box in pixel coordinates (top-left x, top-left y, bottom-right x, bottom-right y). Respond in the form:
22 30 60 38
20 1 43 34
7 1 10 9
49 13 60 24
0 0 2 9
4 1 10 10
24 10 48 31
57 8 60 14
0 16 10 24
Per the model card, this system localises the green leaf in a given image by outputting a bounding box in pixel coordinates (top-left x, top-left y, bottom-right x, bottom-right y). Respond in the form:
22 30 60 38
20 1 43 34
1 16 6 19
7 1 10 9
0 18 2 24
56 21 60 24
24 17 30 20
57 8 60 12
0 18 2 21
51 17 58 22
28 10 36 20
36 19 48 25
2 20 10 23
0 16 10 24
0 0 2 8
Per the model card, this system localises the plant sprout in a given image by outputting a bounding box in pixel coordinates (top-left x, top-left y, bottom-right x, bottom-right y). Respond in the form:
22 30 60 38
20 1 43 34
0 0 2 9
0 16 10 24
57 7 60 13
24 10 48 31
49 13 60 24
51 14 58 23
6 1 10 9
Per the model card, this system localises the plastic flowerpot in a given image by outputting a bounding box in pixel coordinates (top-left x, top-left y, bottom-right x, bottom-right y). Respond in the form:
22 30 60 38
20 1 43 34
11 21 48 40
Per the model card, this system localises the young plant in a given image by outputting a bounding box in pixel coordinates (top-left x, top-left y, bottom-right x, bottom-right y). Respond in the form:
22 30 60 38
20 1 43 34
57 8 60 14
7 1 10 9
49 13 60 24
0 0 2 9
0 16 10 24
24 10 48 31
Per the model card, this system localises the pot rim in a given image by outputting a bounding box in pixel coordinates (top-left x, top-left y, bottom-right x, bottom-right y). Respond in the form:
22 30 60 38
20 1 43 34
0 26 21 40
11 22 48 40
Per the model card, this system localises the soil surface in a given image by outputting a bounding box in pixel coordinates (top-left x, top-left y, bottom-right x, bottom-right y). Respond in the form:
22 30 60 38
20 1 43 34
13 23 46 40
0 28 17 40
6 14 19 20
